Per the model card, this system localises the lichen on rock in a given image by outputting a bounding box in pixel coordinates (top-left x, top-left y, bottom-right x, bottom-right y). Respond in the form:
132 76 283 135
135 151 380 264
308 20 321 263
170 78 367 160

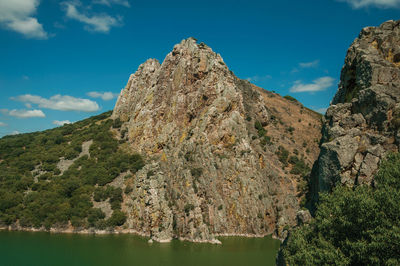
312 20 400 201
112 38 322 242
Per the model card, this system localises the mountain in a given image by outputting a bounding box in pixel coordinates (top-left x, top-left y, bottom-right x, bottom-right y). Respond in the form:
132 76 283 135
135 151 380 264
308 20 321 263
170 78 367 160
311 19 400 199
0 38 322 243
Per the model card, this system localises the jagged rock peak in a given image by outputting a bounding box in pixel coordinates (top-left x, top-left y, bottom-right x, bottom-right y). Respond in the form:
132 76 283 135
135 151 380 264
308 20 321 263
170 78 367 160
312 19 400 196
111 37 322 243
332 19 400 104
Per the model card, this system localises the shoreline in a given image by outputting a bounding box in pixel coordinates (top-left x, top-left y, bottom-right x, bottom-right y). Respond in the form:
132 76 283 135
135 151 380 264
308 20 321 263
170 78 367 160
0 225 279 244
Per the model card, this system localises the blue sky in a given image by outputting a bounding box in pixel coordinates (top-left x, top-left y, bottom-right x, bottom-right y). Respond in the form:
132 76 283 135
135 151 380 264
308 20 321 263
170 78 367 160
0 0 399 137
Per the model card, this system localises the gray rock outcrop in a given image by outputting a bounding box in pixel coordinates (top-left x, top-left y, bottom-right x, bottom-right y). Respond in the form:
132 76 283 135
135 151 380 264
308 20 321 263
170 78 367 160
312 20 400 196
112 38 322 242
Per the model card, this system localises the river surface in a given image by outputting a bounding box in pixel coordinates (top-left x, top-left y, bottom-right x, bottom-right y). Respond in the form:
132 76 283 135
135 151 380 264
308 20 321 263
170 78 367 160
0 231 280 266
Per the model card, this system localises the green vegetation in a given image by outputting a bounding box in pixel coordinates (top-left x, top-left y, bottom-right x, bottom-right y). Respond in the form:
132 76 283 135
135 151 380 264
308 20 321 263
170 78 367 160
112 118 123 128
184 204 194 214
0 111 145 230
254 121 272 147
190 168 203 178
288 156 310 177
283 95 298 102
276 146 289 167
282 153 400 265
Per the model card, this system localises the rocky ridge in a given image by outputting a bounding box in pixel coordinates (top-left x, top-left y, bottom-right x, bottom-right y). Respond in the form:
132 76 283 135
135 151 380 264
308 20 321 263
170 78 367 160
111 38 322 242
312 20 400 197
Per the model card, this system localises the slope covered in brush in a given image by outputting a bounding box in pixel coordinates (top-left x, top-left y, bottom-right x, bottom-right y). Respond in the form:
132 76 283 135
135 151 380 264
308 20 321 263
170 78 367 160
0 111 144 230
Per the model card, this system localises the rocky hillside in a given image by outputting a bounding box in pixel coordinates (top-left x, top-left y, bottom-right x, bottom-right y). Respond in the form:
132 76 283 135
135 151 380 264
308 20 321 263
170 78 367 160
112 38 322 242
0 38 322 244
311 20 400 198
279 20 400 265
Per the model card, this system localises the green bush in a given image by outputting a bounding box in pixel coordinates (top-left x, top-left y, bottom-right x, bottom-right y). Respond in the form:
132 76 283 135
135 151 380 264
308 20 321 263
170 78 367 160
87 208 105 227
184 204 195 214
107 210 127 226
276 146 289 166
283 95 298 102
112 118 123 128
190 168 203 178
282 153 400 265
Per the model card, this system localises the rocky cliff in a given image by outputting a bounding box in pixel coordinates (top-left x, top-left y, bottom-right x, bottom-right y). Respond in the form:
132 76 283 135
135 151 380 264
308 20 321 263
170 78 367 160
111 38 322 242
312 20 400 197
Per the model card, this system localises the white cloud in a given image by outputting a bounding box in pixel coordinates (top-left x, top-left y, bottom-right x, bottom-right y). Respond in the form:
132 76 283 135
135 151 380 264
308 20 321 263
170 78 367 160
299 60 319 68
0 122 6 127
53 120 72 126
62 1 122 33
14 94 100 112
315 107 328 114
8 109 46 118
337 0 400 8
10 130 20 135
0 0 48 39
92 0 130 7
291 60 320 73
289 76 335 93
87 91 119 100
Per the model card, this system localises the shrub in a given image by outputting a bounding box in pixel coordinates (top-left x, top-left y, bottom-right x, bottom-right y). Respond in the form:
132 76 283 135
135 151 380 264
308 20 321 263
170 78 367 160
283 95 298 102
184 204 195 214
112 118 123 128
190 168 203 178
276 146 289 166
88 208 105 227
282 153 400 265
107 210 127 226
124 185 133 194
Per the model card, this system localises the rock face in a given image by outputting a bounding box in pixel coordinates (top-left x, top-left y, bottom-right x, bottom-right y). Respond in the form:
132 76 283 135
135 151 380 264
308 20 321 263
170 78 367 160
112 38 322 242
312 20 400 195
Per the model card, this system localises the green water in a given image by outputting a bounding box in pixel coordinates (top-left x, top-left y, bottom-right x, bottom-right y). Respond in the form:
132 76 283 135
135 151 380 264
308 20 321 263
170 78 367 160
0 231 279 266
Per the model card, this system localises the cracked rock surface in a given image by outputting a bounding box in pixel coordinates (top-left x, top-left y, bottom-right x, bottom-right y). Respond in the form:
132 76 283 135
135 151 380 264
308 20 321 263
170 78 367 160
113 38 322 242
312 20 400 198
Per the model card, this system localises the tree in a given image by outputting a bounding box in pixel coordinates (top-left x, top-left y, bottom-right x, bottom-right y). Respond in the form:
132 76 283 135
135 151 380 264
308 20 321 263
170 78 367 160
282 153 400 265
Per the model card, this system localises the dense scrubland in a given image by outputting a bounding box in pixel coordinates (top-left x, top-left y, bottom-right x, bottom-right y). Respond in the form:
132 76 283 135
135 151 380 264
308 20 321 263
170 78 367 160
0 111 144 230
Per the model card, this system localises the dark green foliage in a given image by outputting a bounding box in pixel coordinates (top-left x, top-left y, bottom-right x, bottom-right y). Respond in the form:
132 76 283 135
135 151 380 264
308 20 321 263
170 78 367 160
255 121 266 137
288 156 310 176
87 208 105 227
287 126 295 134
184 204 195 214
109 187 123 210
112 118 123 128
254 121 272 147
93 187 108 202
190 168 203 178
147 170 155 178
107 210 127 226
0 111 141 230
276 146 289 166
129 154 145 173
260 135 272 146
124 185 133 194
283 95 298 102
282 153 400 265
